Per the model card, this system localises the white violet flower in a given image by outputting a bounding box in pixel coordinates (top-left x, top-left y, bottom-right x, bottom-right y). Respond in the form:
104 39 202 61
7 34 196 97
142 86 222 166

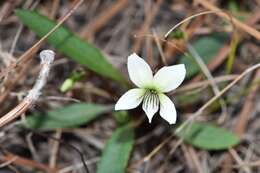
115 53 186 124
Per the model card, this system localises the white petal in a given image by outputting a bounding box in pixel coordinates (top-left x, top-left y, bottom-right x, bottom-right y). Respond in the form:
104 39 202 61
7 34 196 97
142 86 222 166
142 92 159 123
127 53 153 88
115 88 145 110
159 94 177 124
153 64 186 92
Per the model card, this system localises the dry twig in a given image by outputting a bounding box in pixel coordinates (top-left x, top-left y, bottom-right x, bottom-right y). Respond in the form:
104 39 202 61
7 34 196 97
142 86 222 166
0 152 57 173
194 0 260 40
0 50 55 128
80 0 128 39
132 0 163 52
221 69 260 173
0 0 83 80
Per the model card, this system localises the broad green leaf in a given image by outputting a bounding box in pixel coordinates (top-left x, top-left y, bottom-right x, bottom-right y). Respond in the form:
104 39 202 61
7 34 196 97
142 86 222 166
16 9 126 86
179 33 229 78
97 125 135 173
24 103 112 130
176 122 239 150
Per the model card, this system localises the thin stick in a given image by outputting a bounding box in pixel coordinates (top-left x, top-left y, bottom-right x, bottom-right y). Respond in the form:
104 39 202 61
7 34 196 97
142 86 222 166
221 69 260 173
49 129 62 169
80 0 128 39
165 11 218 38
16 0 82 65
132 0 163 52
175 63 260 134
152 29 167 65
194 0 260 40
172 74 238 94
0 50 55 128
192 11 260 83
233 160 260 169
0 152 57 173
187 145 204 173
58 157 100 173
26 133 41 162
0 156 18 168
9 0 40 55
0 0 74 106
229 148 251 173
187 43 227 123
0 0 83 80
134 34 186 55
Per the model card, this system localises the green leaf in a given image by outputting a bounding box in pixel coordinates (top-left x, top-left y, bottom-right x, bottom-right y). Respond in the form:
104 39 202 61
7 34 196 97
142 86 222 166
176 122 240 150
179 33 229 78
60 68 86 92
168 28 187 40
16 9 126 86
225 34 239 74
24 103 112 130
113 110 130 125
60 78 75 92
97 125 135 173
228 0 240 13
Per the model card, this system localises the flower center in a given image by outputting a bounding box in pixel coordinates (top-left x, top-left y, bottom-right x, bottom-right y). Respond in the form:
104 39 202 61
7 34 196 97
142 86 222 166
149 89 157 94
